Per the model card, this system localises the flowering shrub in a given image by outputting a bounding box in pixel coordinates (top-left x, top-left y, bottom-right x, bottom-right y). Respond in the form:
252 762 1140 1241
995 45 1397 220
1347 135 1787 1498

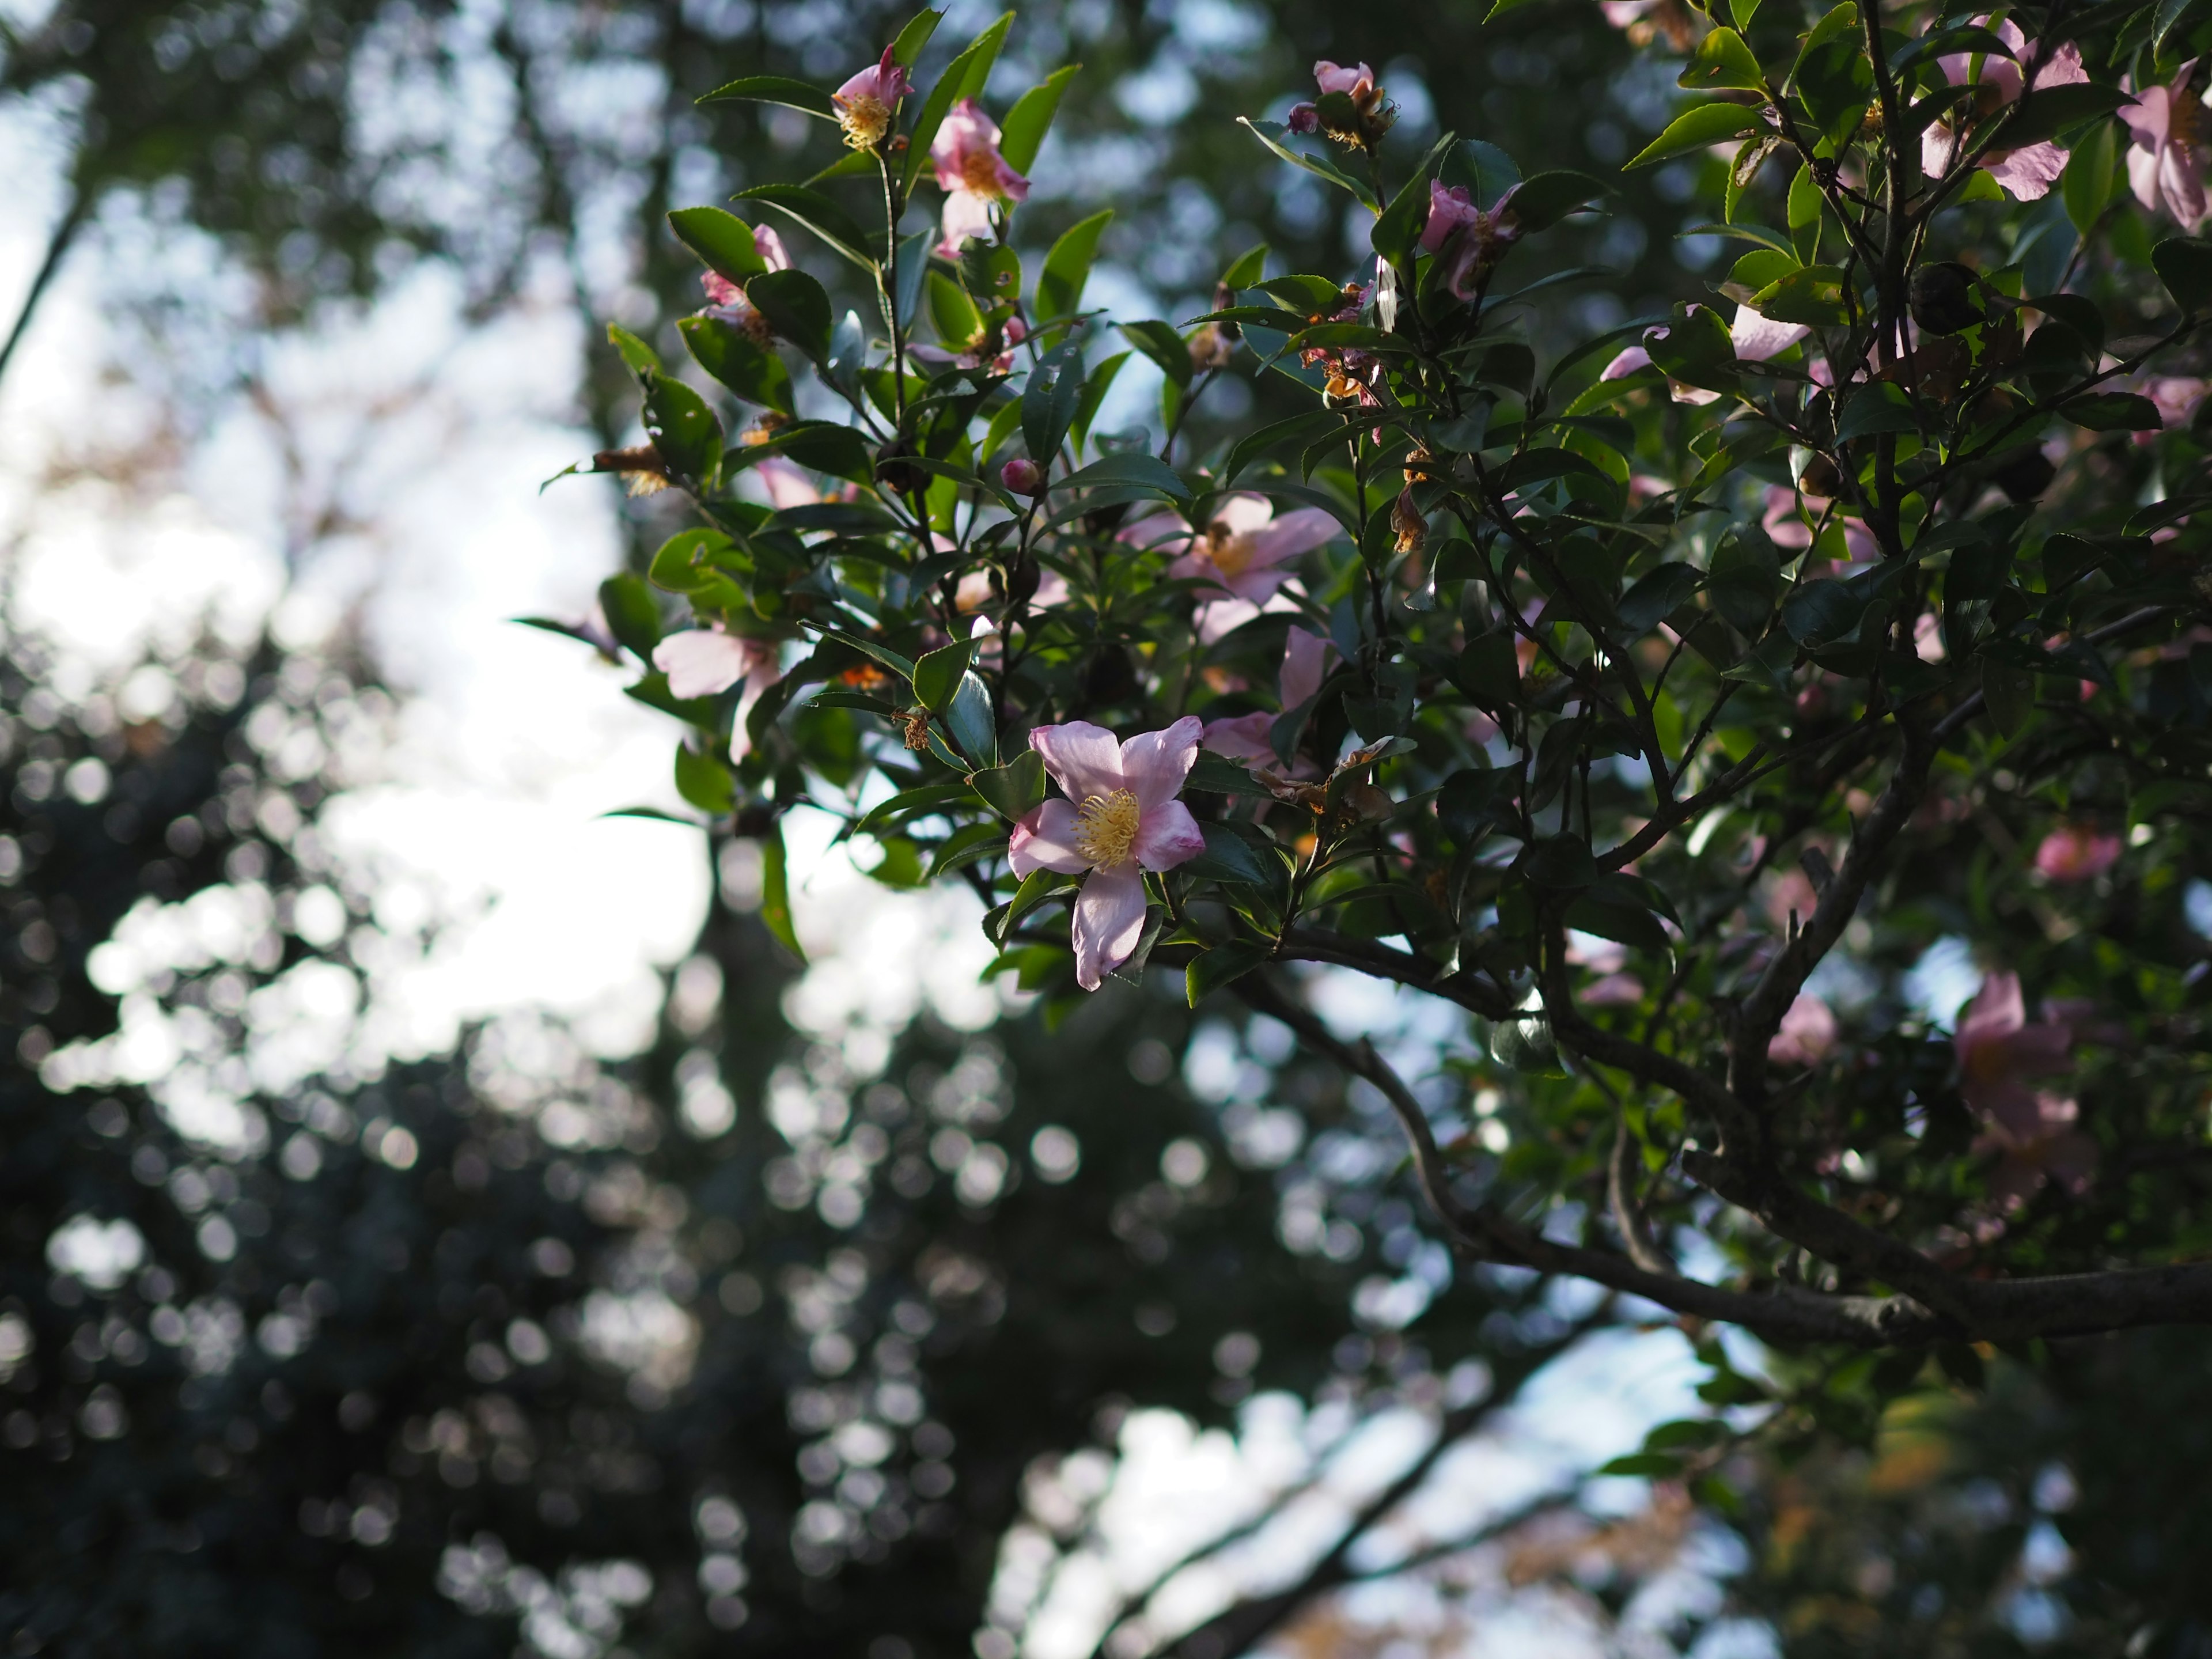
552 2 2212 1385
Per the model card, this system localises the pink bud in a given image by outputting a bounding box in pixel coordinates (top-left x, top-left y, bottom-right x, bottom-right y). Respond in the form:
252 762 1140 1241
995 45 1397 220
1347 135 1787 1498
1286 102 1319 135
1001 457 1044 495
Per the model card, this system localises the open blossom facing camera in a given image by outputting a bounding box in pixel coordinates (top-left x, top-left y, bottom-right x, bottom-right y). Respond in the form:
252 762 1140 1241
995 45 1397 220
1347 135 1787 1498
930 99 1029 257
1921 17 2088 201
1010 719 1207 990
832 46 912 150
2123 61 2211 228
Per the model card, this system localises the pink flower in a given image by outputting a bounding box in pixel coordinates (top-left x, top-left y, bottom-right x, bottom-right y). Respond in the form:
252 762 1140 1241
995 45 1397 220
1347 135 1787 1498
1730 305 1809 362
651 627 786 760
1767 994 1838 1067
1313 60 1376 97
1201 627 1335 764
2032 824 2122 883
1126 495 1340 643
1420 180 1523 300
2123 61 2210 228
1000 457 1044 495
753 455 819 510
930 99 1030 258
1955 971 2096 1207
832 45 912 150
699 228 793 340
1010 718 1209 990
1921 17 2090 202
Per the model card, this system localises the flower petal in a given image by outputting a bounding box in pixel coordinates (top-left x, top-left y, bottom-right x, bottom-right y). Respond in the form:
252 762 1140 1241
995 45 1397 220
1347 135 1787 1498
1132 798 1207 871
1279 626 1334 711
653 630 756 700
1009 799 1092 877
1029 721 1126 804
1200 713 1276 764
1213 493 1278 534
1119 715 1205 810
1730 305 1809 363
1247 507 1342 566
1071 863 1149 991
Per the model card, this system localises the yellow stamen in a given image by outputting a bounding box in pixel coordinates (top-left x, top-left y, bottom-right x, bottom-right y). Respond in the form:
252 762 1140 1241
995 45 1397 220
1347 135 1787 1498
1073 789 1141 868
837 94 891 150
1206 522 1260 579
960 150 1008 198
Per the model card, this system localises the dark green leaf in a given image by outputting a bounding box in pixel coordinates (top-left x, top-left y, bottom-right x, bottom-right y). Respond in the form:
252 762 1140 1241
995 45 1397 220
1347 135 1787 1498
679 315 796 414
2153 236 2212 314
1186 940 1274 1006
891 7 944 66
735 183 879 271
1055 450 1191 502
697 74 836 118
968 750 1045 821
599 573 662 661
946 670 998 764
1679 26 1764 90
760 824 806 961
673 744 736 814
1505 170 1609 233
1780 577 1868 643
1524 835 1597 889
1618 563 1705 633
2062 393 2162 432
912 640 976 712
1120 319 1195 388
1183 820 1279 886
744 268 834 361
1998 82 2134 149
642 373 722 486
668 206 771 284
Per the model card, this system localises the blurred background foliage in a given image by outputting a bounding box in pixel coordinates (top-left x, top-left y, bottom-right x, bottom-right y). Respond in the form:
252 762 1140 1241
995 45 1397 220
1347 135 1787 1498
5 0 2212 1654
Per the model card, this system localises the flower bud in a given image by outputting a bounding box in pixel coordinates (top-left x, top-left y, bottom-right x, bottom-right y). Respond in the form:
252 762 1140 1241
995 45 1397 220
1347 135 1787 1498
1286 102 1319 134
1188 323 1235 372
1000 457 1044 496
1910 261 1982 336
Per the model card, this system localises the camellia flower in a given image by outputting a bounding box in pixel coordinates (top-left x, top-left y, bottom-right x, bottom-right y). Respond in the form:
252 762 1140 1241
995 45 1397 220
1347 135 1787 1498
1600 304 1805 406
1767 993 1838 1067
1955 971 2097 1209
1421 180 1522 300
832 46 912 150
1124 494 1339 641
2122 60 2210 228
930 99 1029 258
1009 718 1208 990
1201 628 1335 764
1921 17 2089 202
2032 823 2123 883
651 627 785 759
1293 60 1397 149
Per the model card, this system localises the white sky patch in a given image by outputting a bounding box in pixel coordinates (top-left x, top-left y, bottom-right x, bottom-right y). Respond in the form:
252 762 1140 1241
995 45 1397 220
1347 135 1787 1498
1903 934 1982 1032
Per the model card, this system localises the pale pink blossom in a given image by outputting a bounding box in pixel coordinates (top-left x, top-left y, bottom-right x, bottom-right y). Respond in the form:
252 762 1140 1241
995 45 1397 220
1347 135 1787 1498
1201 628 1335 763
832 46 912 149
2123 62 2210 228
1955 971 2096 1208
1010 718 1209 990
2032 823 2122 883
1419 180 1522 299
651 627 785 759
1314 60 1377 97
1767 993 1838 1067
753 456 819 510
1128 494 1339 605
930 99 1030 258
1921 17 2090 202
1597 304 1797 406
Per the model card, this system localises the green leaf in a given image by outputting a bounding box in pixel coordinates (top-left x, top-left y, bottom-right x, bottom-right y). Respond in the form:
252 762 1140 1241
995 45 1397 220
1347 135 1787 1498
1524 835 1597 889
643 373 723 486
969 750 1045 821
1617 563 1705 633
1372 158 1437 265
1187 940 1273 1006
855 781 974 836
891 7 944 66
607 322 662 378
1437 766 1509 841
1023 342 1086 466
912 639 977 711
1221 242 1270 289
1183 821 1279 886
1000 64 1079 174
2062 119 2120 236
945 669 998 764
1626 104 1765 169
1120 319 1195 388
1729 0 1764 31
1834 381 1920 441
1037 208 1113 321
1599 1453 1684 1478
697 74 836 118
1225 407 1344 482
743 268 833 361
668 206 770 285
1565 885 1672 955
1780 577 1868 643
647 528 737 593
1071 351 1130 452
1505 171 1609 233
1055 450 1191 502
2153 236 2212 315
599 573 662 661
2061 392 2162 432
2156 0 2203 50
1238 117 1380 211
673 743 736 814
1749 263 1850 325
760 824 806 961
1453 632 1518 711
1707 526 1781 632
1185 751 1282 798
904 12 1016 194
1679 26 1765 90
1998 82 2134 149
734 183 879 271
679 315 796 414
1982 657 2033 737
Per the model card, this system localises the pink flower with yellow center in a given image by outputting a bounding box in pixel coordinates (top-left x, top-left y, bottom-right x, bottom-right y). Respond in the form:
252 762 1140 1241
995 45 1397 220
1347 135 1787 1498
1955 971 2096 1209
832 46 912 150
2032 823 2122 883
1123 494 1341 642
650 627 785 760
2123 61 2210 228
1920 17 2089 202
1010 718 1209 990
930 99 1030 258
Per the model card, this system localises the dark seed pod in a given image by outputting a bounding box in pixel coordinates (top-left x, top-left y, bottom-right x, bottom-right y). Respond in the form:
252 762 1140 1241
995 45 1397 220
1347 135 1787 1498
1992 444 2056 502
1910 262 1983 336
